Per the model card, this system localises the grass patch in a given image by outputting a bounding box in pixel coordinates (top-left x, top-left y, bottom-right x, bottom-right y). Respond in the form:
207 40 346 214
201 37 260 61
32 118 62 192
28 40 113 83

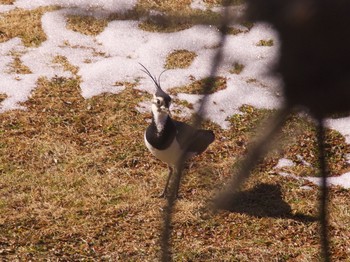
0 80 349 259
165 49 197 69
137 0 192 13
203 0 245 7
136 0 192 32
7 56 32 74
136 0 220 33
52 55 79 75
227 26 245 35
170 76 227 95
0 94 8 103
0 0 14 4
0 6 57 47
66 15 109 36
257 39 274 47
230 62 245 74
138 20 192 33
1 1 350 260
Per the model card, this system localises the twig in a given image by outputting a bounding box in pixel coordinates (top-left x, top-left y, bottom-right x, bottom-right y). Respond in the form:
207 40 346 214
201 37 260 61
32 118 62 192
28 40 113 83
159 2 232 261
213 106 291 209
316 117 331 262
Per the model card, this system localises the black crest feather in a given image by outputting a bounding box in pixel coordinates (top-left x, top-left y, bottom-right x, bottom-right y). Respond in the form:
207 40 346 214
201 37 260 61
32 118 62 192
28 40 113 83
139 63 171 102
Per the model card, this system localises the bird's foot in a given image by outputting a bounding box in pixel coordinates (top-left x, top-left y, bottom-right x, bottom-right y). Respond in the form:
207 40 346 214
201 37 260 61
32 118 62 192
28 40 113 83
155 190 180 199
157 191 168 198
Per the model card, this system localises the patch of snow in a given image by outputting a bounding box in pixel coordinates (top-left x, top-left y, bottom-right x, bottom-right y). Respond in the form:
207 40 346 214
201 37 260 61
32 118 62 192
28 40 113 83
0 5 15 13
14 0 137 13
345 153 350 165
190 0 207 10
304 173 350 189
274 158 295 169
300 185 313 190
325 117 350 144
296 154 312 167
277 170 350 189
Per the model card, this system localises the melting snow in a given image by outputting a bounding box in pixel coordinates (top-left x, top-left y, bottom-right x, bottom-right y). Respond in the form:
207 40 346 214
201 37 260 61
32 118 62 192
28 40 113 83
274 158 295 169
304 173 350 189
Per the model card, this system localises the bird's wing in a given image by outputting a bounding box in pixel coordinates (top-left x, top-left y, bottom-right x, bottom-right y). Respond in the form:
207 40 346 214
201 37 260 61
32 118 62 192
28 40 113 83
173 120 215 153
173 120 195 149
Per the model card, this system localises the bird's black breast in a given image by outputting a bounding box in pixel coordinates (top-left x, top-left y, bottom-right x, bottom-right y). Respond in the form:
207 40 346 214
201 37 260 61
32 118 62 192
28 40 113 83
145 117 177 150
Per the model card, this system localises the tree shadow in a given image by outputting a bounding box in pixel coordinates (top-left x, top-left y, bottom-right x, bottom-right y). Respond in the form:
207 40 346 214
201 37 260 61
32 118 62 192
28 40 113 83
214 183 317 223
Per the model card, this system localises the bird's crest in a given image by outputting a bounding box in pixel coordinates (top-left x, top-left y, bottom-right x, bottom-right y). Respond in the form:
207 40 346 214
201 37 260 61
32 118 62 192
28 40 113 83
139 63 170 99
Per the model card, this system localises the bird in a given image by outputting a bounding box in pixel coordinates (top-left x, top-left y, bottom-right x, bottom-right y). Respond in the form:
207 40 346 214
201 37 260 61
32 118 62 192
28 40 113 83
141 64 215 198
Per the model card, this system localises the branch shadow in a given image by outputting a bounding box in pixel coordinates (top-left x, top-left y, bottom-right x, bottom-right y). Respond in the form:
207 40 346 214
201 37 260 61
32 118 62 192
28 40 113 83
214 183 317 223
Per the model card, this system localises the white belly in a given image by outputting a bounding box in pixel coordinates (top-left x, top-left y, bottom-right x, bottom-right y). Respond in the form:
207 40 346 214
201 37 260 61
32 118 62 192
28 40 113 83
144 133 183 166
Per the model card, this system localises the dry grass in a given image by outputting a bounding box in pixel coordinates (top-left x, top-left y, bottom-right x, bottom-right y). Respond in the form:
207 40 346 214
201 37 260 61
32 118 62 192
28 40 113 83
52 55 79 75
136 0 221 33
0 0 14 4
257 39 274 47
66 15 109 36
137 0 192 12
165 49 197 69
138 20 192 33
170 76 227 95
0 1 350 261
0 93 7 103
7 56 32 74
0 6 57 47
203 0 245 7
0 74 349 260
230 62 245 74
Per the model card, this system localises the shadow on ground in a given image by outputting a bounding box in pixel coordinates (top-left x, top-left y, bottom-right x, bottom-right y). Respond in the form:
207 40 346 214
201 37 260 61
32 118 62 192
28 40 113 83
215 183 317 223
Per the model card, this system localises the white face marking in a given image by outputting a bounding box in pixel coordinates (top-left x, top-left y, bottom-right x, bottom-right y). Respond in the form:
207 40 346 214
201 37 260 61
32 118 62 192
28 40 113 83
151 95 170 133
152 96 170 112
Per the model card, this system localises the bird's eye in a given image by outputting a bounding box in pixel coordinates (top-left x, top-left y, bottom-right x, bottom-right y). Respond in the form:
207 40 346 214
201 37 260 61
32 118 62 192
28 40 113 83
156 99 161 105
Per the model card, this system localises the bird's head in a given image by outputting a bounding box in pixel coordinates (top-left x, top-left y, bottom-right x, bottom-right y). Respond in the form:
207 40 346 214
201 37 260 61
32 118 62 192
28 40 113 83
139 63 172 116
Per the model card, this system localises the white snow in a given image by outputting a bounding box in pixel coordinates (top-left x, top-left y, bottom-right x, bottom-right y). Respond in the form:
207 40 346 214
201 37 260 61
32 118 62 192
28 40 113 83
304 172 350 189
274 157 350 189
274 158 295 169
296 154 312 167
0 5 15 13
190 0 207 10
14 0 137 13
1 1 350 188
326 117 350 144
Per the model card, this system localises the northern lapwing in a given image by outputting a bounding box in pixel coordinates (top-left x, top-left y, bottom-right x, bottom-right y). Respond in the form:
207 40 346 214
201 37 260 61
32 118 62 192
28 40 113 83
141 64 215 197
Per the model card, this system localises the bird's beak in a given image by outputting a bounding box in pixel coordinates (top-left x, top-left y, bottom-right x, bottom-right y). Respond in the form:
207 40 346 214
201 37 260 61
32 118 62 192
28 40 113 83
159 105 170 114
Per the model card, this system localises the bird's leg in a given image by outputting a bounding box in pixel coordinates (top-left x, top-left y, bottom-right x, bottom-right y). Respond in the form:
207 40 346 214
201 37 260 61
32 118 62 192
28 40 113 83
159 165 173 198
172 167 182 199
